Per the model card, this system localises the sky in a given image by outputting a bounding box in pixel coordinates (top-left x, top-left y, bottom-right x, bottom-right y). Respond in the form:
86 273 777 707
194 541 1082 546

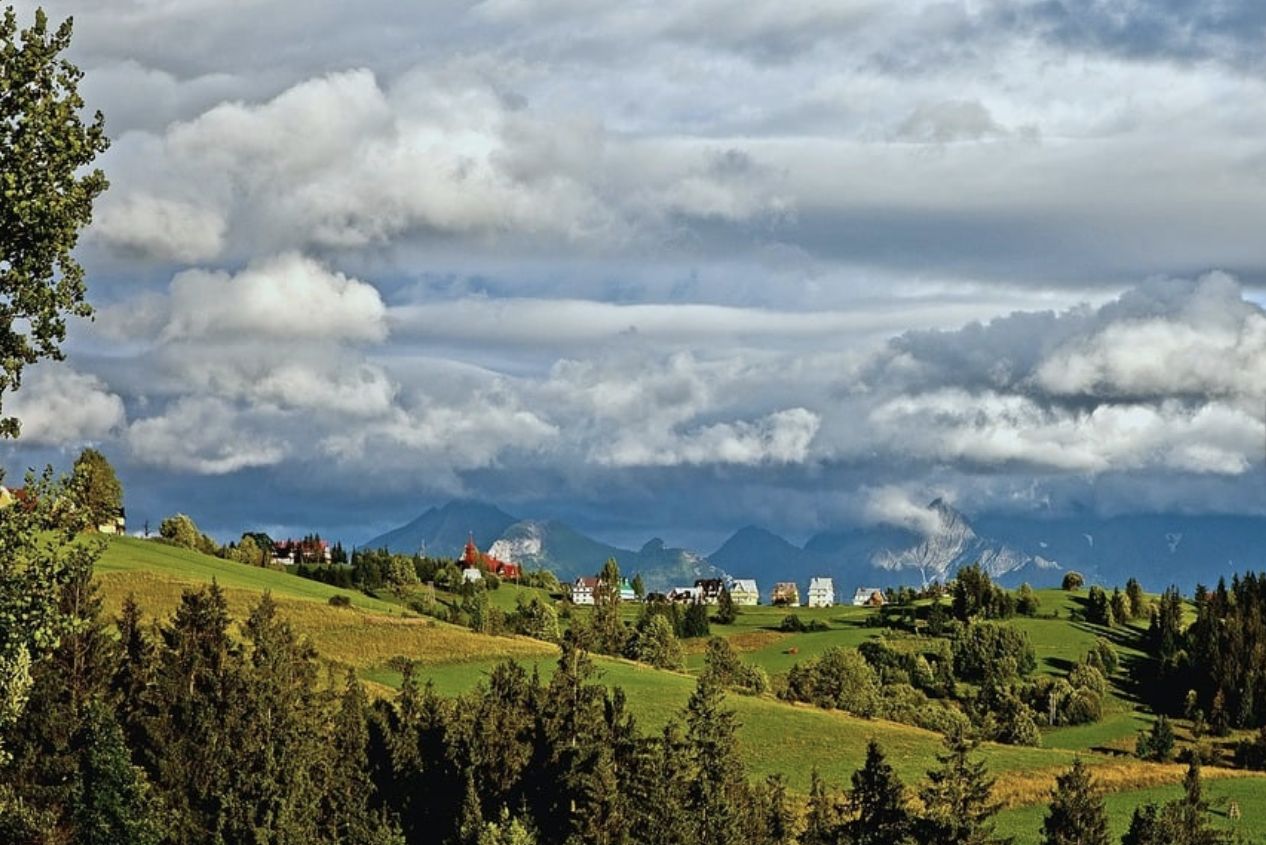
5 0 1266 550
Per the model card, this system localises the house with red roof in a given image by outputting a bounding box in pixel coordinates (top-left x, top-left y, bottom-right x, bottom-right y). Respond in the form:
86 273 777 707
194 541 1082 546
460 534 521 580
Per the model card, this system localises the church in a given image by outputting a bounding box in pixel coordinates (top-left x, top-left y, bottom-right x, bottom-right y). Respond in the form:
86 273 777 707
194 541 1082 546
459 534 522 580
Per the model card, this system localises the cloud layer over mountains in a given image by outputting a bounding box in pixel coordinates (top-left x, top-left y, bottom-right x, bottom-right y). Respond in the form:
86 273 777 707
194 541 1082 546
5 0 1266 545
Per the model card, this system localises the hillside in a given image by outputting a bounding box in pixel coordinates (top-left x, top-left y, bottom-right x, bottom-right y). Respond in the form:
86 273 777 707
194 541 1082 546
89 534 1266 844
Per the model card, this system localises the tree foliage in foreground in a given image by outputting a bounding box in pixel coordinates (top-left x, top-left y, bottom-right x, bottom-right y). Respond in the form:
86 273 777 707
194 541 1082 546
0 6 110 437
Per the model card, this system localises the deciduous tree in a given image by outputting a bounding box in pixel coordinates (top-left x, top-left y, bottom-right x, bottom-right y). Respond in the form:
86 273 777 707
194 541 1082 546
0 7 109 437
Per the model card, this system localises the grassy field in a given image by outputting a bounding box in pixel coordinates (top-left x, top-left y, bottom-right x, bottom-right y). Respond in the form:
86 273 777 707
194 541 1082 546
996 776 1265 844
93 536 1266 831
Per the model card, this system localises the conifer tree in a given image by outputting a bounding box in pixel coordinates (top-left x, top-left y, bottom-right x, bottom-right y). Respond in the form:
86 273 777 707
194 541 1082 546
141 583 241 845
1136 715 1175 762
801 768 844 845
714 587 737 625
71 701 160 845
112 594 153 751
684 676 745 845
459 771 485 845
325 670 400 844
757 774 796 845
624 722 693 845
1125 578 1146 619
916 728 1010 845
1121 804 1161 845
1040 758 1108 845
848 739 911 845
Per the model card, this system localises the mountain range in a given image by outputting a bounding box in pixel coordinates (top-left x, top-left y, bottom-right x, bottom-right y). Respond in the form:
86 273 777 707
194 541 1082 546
362 500 724 589
364 498 1266 596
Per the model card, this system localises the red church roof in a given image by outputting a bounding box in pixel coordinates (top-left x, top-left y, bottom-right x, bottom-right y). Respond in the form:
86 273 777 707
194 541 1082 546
460 534 521 580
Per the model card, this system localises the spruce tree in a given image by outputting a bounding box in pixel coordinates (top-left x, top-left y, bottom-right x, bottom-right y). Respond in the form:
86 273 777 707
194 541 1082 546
624 722 693 845
324 670 400 844
1040 758 1108 845
71 701 160 845
1136 715 1175 761
684 676 744 845
714 587 737 625
916 728 1010 845
802 768 844 845
141 583 241 845
847 739 911 845
1121 804 1161 845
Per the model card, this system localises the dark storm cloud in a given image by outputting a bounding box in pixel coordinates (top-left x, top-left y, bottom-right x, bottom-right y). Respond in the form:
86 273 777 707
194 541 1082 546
996 0 1266 71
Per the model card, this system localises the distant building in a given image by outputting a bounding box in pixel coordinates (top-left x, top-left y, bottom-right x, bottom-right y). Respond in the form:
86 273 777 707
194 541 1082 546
96 507 126 535
462 567 483 583
852 587 886 607
728 579 759 606
619 578 638 602
272 537 331 565
668 586 702 604
460 534 521 580
694 578 725 605
571 576 599 605
771 582 800 606
807 577 835 608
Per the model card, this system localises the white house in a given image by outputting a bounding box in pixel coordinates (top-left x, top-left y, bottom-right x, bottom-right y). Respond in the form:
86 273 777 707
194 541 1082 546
571 576 599 605
728 579 759 606
852 587 886 607
462 567 483 584
807 577 835 608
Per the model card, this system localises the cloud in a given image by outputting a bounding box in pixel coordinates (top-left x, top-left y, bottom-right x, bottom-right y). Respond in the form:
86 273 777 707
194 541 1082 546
597 407 820 467
126 397 286 475
863 486 946 536
94 67 788 261
94 194 227 263
4 366 126 446
1032 271 1266 400
162 253 387 343
893 100 1008 143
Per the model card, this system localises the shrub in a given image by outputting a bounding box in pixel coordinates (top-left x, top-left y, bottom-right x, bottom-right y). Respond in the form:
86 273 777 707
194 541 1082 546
1062 571 1085 590
783 647 880 716
627 614 684 671
327 594 351 608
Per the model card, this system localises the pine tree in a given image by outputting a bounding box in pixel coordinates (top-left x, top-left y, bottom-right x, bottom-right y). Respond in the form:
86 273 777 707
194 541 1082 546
624 722 693 845
684 676 744 845
459 771 485 845
71 701 160 845
916 728 1010 845
1121 804 1161 845
802 768 844 845
1125 578 1146 619
1040 758 1108 845
1136 716 1175 762
714 588 737 625
847 739 911 845
141 583 241 845
324 670 400 844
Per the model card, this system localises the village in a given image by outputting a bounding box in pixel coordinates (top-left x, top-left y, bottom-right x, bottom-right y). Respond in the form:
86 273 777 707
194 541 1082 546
455 533 888 609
